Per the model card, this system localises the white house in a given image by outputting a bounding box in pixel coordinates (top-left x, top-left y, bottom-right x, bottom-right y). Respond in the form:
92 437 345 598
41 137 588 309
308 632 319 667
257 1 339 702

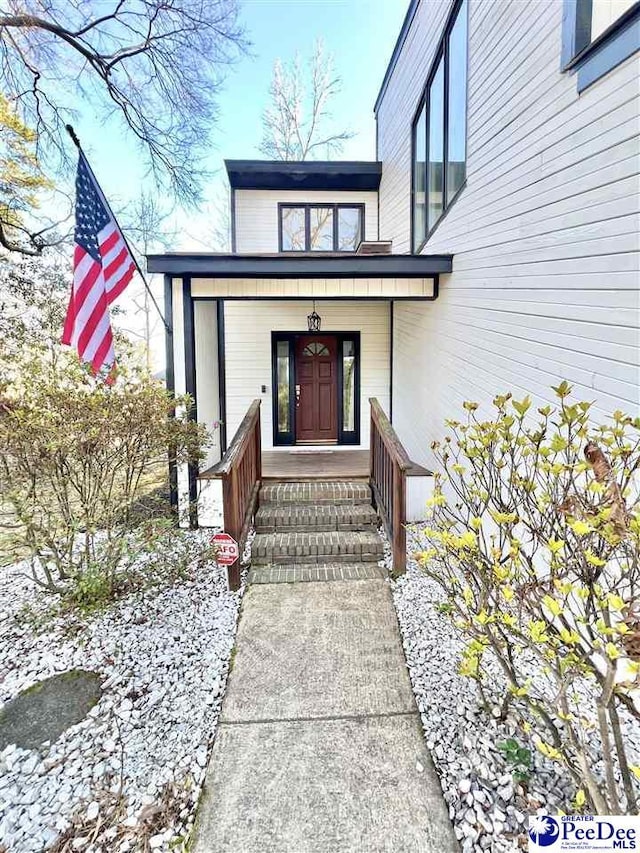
148 0 640 532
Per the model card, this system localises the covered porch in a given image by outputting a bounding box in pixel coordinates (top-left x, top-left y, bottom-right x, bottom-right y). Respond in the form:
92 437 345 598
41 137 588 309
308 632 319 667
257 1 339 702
146 251 449 583
147 251 452 469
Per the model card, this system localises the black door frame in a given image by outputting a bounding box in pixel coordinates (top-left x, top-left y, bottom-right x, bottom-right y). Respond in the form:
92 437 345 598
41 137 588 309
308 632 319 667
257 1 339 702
271 331 361 447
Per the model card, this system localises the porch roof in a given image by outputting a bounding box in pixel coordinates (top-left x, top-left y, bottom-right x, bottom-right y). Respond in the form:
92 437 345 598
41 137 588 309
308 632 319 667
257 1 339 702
146 252 453 278
225 159 382 191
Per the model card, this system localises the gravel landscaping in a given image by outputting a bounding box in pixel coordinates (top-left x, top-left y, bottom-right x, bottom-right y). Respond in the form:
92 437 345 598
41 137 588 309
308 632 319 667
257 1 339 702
0 531 244 853
388 526 640 853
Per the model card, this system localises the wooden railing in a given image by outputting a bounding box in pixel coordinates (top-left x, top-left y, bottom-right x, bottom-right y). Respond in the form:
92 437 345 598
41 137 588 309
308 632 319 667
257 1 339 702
218 399 261 589
369 398 411 576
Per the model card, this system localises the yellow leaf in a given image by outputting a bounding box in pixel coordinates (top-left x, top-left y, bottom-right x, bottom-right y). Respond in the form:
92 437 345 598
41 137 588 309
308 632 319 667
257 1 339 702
554 579 573 596
559 628 580 645
575 789 586 808
630 766 640 781
501 585 514 602
493 563 510 582
585 549 606 567
512 395 531 417
426 492 447 507
605 642 620 660
542 595 562 618
458 531 477 549
547 539 565 554
570 520 592 536
490 510 519 525
606 593 626 613
529 620 550 643
551 380 572 399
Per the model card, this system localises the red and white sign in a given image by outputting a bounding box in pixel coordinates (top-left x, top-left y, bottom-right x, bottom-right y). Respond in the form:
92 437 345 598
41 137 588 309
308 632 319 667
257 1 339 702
212 532 239 566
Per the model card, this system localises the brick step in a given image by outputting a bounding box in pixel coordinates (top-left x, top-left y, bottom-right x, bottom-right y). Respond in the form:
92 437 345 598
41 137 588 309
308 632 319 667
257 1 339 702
255 503 378 533
249 563 387 584
251 530 384 565
259 481 371 507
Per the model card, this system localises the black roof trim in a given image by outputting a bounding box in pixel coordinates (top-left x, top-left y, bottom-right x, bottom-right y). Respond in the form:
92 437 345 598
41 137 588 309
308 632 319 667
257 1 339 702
374 0 420 115
147 252 452 279
224 159 382 191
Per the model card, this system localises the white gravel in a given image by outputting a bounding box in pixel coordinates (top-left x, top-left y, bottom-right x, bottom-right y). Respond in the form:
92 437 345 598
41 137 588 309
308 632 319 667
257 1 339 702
0 530 244 853
387 527 582 853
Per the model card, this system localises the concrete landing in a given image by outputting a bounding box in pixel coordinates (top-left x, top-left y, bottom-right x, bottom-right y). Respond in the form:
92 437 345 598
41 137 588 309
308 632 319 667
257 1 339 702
192 580 457 853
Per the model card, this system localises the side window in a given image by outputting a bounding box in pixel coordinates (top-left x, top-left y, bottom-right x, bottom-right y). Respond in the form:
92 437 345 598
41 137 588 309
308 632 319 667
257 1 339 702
411 0 468 252
279 205 364 252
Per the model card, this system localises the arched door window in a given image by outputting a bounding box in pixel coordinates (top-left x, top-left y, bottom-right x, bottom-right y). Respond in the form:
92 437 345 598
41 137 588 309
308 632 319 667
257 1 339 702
302 342 330 356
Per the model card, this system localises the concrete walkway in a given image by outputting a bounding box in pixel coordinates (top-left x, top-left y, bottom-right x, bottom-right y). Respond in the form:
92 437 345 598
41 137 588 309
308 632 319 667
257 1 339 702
192 579 457 853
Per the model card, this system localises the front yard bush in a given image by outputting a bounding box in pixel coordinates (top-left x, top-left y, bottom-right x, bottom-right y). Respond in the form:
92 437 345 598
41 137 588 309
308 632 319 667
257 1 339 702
418 383 639 814
0 353 207 598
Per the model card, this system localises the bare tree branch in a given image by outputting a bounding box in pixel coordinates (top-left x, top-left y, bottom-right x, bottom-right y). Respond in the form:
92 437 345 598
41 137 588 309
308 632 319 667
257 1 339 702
259 39 353 161
0 0 247 255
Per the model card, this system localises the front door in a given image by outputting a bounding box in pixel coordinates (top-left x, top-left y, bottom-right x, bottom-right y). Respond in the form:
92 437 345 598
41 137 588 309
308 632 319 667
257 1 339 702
295 335 338 443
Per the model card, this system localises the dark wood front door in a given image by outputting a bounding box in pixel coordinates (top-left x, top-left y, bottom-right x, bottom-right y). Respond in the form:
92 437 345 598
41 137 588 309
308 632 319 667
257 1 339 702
295 335 338 443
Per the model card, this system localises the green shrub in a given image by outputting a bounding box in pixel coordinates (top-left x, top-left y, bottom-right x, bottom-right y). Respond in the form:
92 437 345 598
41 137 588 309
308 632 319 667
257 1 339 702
0 352 207 600
418 383 640 814
498 738 532 784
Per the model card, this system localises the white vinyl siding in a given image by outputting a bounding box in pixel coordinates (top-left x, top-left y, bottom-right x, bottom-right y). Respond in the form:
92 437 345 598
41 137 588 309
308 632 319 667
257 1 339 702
223 300 390 450
234 190 378 253
375 0 639 468
193 300 221 469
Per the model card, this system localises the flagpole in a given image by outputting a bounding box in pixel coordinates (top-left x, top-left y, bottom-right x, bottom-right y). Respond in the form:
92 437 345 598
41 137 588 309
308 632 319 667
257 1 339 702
65 124 171 337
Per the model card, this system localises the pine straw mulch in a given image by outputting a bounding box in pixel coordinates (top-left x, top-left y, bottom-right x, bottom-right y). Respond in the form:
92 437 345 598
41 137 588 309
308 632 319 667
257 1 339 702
48 776 189 853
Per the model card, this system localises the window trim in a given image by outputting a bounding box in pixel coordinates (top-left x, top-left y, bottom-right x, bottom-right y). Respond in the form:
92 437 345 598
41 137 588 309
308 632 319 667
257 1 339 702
562 1 639 66
411 0 469 254
277 203 365 253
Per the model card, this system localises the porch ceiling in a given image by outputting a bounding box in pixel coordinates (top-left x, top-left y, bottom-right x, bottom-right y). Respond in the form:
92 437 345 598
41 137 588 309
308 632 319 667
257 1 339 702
146 252 452 278
189 276 436 299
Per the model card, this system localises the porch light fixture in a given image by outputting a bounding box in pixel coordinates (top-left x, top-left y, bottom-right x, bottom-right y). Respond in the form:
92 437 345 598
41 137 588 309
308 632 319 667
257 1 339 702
307 300 321 332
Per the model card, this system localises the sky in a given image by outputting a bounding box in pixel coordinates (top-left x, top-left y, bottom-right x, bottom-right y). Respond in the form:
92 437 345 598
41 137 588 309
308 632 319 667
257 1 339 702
70 0 410 367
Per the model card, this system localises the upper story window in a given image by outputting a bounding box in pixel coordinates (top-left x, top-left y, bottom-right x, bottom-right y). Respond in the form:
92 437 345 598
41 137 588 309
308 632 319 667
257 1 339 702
279 204 364 252
412 0 468 252
562 0 640 91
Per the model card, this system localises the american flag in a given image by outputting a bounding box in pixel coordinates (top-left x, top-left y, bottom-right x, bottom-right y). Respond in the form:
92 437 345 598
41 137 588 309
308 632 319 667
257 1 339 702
62 152 136 374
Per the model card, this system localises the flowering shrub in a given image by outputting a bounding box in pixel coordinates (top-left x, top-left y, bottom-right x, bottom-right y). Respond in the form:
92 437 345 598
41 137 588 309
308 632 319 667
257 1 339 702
418 383 640 814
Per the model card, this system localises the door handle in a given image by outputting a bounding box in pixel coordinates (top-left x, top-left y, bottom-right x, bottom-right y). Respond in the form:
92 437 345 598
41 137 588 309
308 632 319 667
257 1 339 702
295 384 301 406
